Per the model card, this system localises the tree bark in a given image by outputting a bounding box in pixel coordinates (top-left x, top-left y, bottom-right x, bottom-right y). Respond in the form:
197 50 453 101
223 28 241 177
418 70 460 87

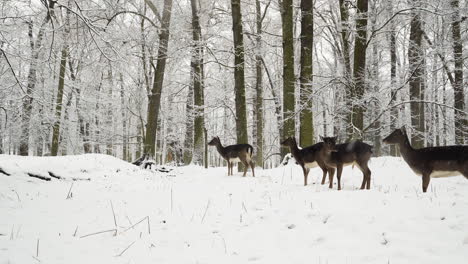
144 0 173 157
389 2 398 156
50 45 68 156
350 0 368 139
339 0 353 138
451 0 465 144
254 0 264 168
299 0 314 147
231 0 248 146
281 0 295 155
191 0 205 165
19 7 53 155
408 3 425 148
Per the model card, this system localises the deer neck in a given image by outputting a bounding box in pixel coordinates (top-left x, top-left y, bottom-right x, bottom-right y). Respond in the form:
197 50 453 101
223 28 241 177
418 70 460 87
215 142 226 156
397 134 416 162
290 143 301 159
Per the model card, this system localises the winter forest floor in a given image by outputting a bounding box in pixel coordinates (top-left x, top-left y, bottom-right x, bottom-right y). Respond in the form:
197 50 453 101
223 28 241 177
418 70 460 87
0 154 467 264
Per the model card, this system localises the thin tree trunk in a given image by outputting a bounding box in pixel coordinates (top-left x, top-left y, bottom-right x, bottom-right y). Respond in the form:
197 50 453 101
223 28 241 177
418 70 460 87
299 0 314 147
183 74 194 164
231 0 248 147
339 0 352 138
50 44 68 156
451 0 465 144
281 0 295 155
191 0 205 165
254 0 264 168
389 1 398 156
350 0 368 139
120 73 128 161
20 9 53 155
144 0 173 157
408 4 425 148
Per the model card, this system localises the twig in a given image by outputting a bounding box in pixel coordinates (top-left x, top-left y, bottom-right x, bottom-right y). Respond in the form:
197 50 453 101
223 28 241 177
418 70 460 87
80 229 117 238
147 216 151 234
36 239 39 257
10 225 14 240
115 241 136 257
66 182 74 199
110 201 117 229
13 190 21 202
242 202 248 214
122 216 149 233
201 199 211 223
170 187 173 214
73 226 78 237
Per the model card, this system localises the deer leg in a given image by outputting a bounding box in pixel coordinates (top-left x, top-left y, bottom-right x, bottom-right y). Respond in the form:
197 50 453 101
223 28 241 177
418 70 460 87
302 167 310 186
422 172 431 193
250 161 255 177
227 162 231 176
321 166 327 185
328 168 335 189
365 167 372 190
336 165 343 190
241 160 248 177
358 163 366 189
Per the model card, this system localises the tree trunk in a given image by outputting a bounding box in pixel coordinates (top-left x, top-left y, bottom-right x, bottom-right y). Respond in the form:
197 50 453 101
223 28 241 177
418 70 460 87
50 44 68 156
183 73 194 164
408 4 425 148
339 0 353 138
254 0 264 168
144 0 173 157
191 0 205 165
20 10 52 156
369 1 380 155
299 0 314 147
389 6 398 156
281 0 295 155
451 0 465 144
350 0 368 139
231 0 248 146
120 73 128 161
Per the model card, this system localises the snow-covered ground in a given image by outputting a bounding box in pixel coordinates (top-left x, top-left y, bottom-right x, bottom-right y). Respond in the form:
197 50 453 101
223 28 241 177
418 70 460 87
1 154 467 264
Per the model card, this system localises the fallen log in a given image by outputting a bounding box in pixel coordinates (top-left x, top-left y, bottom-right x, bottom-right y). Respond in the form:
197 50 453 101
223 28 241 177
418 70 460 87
27 172 51 181
0 167 11 176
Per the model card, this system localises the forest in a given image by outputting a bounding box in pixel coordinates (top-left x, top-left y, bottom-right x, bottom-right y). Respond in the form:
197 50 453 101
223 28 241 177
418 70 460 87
1 0 467 168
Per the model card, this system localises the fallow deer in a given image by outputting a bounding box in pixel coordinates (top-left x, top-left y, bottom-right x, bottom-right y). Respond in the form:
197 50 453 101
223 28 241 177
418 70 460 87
280 137 329 186
208 136 255 177
383 127 468 192
319 136 373 190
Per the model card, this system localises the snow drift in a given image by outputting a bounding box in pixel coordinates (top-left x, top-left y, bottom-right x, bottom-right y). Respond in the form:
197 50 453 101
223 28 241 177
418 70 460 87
1 154 467 264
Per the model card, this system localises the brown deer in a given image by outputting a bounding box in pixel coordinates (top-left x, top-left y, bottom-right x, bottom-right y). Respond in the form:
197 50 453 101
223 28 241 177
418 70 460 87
208 136 255 177
280 137 330 186
319 136 373 190
383 127 468 192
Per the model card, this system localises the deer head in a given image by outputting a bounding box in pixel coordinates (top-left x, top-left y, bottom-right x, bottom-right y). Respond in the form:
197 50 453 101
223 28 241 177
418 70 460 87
320 136 338 152
208 136 221 146
280 137 297 147
383 127 407 144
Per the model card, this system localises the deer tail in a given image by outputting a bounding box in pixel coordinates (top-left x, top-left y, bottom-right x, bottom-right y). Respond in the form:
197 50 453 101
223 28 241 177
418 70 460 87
248 145 254 158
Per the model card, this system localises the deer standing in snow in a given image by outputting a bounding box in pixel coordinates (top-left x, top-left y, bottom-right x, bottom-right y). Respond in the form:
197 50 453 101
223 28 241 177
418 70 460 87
281 137 329 186
208 136 255 177
319 136 373 190
383 127 468 192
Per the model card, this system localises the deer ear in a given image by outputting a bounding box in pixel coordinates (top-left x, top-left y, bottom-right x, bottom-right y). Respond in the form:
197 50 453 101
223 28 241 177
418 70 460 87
320 135 324 141
333 136 338 141
400 126 406 134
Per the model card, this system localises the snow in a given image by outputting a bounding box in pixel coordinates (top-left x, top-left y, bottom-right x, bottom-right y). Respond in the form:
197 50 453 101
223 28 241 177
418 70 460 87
1 154 468 263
